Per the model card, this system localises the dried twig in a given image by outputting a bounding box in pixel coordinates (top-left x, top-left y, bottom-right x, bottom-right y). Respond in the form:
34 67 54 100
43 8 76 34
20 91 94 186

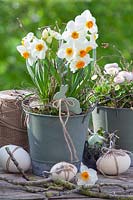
5 147 30 181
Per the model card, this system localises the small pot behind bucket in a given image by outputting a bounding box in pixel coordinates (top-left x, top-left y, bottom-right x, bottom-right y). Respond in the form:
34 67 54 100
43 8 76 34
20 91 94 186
92 106 133 166
0 90 30 150
24 106 90 176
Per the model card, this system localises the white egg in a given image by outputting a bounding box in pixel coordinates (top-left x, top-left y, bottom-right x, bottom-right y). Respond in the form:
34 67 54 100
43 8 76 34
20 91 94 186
96 151 131 175
50 161 77 181
0 145 31 173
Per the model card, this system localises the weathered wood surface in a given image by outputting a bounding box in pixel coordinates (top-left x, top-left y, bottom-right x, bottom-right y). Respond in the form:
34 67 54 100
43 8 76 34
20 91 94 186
0 167 133 200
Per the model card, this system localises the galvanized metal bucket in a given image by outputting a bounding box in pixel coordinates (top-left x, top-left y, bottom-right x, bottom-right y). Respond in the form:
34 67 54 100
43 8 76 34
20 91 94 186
92 106 133 166
24 111 90 176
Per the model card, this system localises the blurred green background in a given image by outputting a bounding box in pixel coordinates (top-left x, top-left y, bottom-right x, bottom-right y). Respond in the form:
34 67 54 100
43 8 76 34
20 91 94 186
0 0 133 90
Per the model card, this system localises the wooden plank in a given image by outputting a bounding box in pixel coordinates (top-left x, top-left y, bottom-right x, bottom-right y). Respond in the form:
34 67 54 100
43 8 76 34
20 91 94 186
0 167 132 199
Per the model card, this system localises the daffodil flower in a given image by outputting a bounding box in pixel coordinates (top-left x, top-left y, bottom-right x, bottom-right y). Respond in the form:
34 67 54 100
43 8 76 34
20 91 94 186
74 40 89 58
42 29 49 40
74 39 96 57
57 41 75 61
21 32 35 46
75 10 98 34
61 20 87 42
17 44 36 66
77 164 98 186
69 54 93 73
31 38 48 59
49 29 61 40
17 9 98 106
42 28 61 43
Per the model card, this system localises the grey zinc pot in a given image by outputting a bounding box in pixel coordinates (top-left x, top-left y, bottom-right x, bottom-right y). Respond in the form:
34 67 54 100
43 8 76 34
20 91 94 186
92 106 133 165
25 111 90 176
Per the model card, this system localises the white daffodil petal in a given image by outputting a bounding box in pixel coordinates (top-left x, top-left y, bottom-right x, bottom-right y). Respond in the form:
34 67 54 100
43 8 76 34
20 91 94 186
81 10 92 18
38 50 46 59
42 29 49 39
31 38 48 60
66 20 75 30
17 45 26 53
80 164 89 172
57 42 75 61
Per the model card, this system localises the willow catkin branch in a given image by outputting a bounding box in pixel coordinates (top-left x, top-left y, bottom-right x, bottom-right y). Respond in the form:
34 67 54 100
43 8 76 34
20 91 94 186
53 179 133 191
79 188 133 200
116 190 133 195
23 186 46 193
43 184 133 200
78 183 129 194
0 174 133 199
0 175 52 186
0 175 133 199
5 147 30 181
96 183 128 190
45 188 80 198
53 178 76 189
0 174 132 191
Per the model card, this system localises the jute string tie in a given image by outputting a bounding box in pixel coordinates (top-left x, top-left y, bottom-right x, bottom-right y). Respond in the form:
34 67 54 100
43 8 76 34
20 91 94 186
52 98 79 162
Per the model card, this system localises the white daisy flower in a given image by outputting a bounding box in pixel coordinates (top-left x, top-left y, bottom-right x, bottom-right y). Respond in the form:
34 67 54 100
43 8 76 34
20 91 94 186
57 41 75 61
77 164 98 186
31 38 48 59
